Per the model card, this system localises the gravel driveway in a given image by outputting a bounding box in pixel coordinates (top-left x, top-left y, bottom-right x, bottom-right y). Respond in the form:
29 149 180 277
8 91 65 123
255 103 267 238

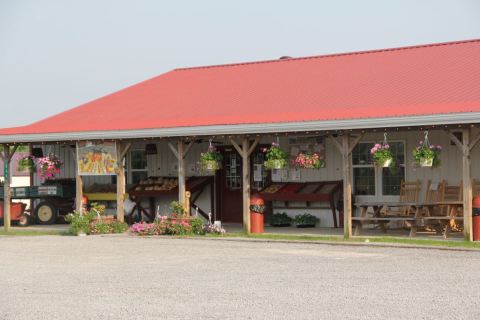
0 235 479 320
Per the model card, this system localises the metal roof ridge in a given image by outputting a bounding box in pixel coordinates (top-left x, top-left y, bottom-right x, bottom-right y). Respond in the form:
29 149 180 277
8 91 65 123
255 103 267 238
173 38 480 72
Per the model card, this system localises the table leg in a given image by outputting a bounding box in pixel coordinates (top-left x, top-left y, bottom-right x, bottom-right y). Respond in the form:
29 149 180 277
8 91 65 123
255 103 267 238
374 205 387 233
409 206 422 237
354 206 367 236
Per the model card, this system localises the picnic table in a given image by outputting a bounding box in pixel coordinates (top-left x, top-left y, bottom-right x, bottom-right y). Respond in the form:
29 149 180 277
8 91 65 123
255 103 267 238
353 201 463 238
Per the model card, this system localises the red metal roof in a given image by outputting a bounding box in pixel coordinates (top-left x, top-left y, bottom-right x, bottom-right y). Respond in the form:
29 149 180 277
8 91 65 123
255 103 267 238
1 39 480 138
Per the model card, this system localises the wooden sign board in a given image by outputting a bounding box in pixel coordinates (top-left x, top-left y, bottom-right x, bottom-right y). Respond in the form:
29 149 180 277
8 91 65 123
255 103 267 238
77 141 118 175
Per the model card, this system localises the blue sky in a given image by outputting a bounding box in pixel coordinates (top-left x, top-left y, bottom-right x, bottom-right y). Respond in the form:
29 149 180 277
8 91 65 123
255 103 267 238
1 0 479 128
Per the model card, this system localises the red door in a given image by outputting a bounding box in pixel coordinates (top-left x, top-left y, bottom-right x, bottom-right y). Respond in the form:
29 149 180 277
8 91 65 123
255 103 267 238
216 147 243 222
216 145 271 223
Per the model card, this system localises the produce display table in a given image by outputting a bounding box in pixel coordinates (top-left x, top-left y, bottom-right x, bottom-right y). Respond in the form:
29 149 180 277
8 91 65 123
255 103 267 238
128 176 214 221
259 180 342 228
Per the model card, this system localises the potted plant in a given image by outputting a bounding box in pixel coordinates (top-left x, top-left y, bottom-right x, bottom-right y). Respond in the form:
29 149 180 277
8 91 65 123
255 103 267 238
200 143 223 171
370 143 393 167
413 132 441 167
17 155 36 173
293 152 325 169
270 212 293 227
263 142 288 170
294 213 319 228
36 154 62 180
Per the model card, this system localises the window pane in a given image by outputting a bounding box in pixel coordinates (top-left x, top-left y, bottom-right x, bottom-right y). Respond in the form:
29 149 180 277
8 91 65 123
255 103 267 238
389 142 405 165
353 167 375 195
382 167 405 195
131 150 147 170
352 143 373 165
132 172 148 184
382 141 405 195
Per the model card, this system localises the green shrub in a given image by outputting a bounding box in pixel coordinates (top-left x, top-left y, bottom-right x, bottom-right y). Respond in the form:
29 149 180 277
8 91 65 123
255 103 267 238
294 213 319 227
111 221 129 233
189 217 206 235
270 212 293 226
65 210 95 235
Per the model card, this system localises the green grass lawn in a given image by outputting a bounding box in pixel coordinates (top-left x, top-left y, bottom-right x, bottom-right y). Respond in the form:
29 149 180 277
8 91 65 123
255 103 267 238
0 229 67 236
207 232 480 249
1 227 479 250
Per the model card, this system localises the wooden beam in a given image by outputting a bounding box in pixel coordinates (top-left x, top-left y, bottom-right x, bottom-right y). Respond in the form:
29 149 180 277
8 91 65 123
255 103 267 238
182 141 194 159
241 138 251 234
246 137 260 157
2 146 17 232
447 130 464 153
115 142 130 223
72 144 83 214
348 133 364 155
168 142 180 159
75 174 83 213
330 135 343 154
119 142 132 160
341 134 353 239
469 132 480 151
177 141 186 210
462 129 473 241
229 138 244 157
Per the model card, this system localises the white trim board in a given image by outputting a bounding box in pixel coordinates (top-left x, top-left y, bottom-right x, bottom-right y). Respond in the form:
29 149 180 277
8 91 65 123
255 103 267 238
1 112 480 143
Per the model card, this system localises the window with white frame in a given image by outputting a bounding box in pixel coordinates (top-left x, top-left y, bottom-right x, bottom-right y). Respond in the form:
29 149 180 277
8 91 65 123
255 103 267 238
128 150 148 184
352 141 405 196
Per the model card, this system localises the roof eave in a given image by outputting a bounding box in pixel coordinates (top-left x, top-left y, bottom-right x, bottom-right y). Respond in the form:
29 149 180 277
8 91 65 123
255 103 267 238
1 112 479 144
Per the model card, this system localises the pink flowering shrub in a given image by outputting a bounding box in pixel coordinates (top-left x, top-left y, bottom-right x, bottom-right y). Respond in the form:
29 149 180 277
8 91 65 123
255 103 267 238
36 155 62 180
129 216 205 236
293 152 324 169
370 143 393 167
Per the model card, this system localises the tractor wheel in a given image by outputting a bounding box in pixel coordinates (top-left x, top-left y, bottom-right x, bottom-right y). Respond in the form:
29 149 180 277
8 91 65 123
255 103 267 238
35 202 58 225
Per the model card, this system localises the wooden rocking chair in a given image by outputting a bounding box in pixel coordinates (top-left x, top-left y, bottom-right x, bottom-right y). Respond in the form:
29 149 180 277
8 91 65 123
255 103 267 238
385 180 421 217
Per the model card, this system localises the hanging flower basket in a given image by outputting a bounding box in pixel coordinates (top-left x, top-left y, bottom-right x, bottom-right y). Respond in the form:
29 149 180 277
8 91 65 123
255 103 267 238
413 131 441 168
200 141 222 171
263 142 288 170
202 159 220 171
371 133 394 167
37 154 63 180
293 152 325 169
17 156 36 173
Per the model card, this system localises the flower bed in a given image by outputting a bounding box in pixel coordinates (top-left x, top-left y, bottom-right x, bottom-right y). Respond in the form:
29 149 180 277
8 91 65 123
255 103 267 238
65 203 128 235
129 216 224 236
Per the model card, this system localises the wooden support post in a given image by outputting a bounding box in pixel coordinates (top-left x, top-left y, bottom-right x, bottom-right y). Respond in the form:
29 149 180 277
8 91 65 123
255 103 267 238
242 138 251 234
342 135 353 239
178 141 186 210
462 129 473 241
71 145 83 214
75 175 83 213
2 145 18 232
116 142 132 223
168 140 193 215
331 134 362 239
230 137 260 234
447 129 478 242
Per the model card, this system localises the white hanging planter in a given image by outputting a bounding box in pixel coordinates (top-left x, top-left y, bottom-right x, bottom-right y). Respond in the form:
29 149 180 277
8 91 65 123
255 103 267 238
419 157 433 167
382 158 393 168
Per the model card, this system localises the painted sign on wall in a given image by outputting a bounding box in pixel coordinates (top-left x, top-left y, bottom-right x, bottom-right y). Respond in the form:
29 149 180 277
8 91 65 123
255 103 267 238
77 141 118 175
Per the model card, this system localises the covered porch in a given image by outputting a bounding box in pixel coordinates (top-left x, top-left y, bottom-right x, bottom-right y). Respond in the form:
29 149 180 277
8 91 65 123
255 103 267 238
1 39 479 241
